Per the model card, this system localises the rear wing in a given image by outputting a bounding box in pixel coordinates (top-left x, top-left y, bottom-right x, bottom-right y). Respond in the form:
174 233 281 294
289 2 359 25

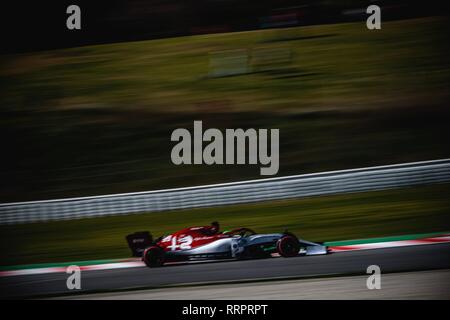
126 231 153 257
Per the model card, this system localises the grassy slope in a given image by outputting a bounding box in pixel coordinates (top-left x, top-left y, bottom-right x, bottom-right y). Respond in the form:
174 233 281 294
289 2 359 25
1 183 449 266
2 17 449 112
1 17 450 202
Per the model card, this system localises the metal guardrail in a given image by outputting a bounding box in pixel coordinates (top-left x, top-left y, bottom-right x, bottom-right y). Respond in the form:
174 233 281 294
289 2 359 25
1 159 449 224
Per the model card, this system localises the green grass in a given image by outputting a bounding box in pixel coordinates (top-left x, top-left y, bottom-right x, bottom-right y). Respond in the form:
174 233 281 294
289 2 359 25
1 183 449 266
1 17 450 202
1 17 449 112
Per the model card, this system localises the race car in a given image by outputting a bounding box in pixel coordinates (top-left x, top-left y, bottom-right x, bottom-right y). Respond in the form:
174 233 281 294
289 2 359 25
126 222 328 267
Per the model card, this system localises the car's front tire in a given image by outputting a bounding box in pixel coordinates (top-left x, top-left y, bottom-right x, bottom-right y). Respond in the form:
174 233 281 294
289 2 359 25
276 235 300 257
143 246 165 267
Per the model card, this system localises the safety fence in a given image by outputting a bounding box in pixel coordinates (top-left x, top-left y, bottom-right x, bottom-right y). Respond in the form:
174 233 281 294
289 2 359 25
1 159 449 224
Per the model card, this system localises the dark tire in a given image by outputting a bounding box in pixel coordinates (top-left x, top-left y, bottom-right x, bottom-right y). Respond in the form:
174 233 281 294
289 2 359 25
143 246 165 267
276 235 300 257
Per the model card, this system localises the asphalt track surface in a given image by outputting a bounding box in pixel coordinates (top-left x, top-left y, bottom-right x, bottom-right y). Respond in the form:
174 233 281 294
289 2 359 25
1 243 450 299
61 269 450 300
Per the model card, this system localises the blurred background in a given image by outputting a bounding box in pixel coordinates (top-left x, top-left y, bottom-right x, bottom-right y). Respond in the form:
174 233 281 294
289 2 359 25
0 0 449 266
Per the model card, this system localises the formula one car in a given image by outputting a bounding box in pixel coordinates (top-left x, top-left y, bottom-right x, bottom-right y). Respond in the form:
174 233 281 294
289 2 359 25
126 222 328 267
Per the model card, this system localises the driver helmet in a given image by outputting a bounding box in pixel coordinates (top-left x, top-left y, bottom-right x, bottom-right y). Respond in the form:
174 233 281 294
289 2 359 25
210 221 220 234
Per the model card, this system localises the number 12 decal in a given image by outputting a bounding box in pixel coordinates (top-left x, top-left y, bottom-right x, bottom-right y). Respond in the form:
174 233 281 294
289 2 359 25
168 235 193 251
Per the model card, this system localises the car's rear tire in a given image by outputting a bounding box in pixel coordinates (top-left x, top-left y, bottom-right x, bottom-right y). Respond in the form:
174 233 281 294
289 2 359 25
277 235 300 257
143 246 165 267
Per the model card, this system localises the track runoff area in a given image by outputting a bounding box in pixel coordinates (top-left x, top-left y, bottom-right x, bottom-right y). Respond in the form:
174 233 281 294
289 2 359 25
1 232 449 299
